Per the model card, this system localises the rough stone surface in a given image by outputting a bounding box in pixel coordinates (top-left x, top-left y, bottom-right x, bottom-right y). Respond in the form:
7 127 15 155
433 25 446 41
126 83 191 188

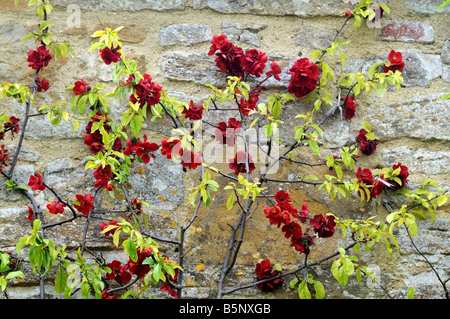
377 20 435 44
55 0 188 11
193 0 359 17
442 40 450 65
158 23 212 47
398 49 442 87
293 26 337 49
404 0 450 15
221 22 267 47
350 93 450 141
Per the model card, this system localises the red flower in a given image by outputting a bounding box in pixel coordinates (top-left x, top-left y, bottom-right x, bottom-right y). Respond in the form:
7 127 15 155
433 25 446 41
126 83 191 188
101 289 117 299
287 58 319 98
132 135 159 164
130 74 163 107
0 145 9 173
180 148 202 170
254 259 284 292
290 233 315 254
125 248 153 278
263 205 290 228
343 96 356 119
160 138 182 159
214 118 241 147
27 46 52 70
389 163 409 191
99 44 121 65
228 151 255 175
372 175 388 199
213 43 245 79
74 193 95 216
93 164 112 189
182 100 204 121
106 260 132 284
281 220 303 239
28 173 46 191
47 199 66 215
266 62 282 81
4 116 20 137
298 202 310 223
73 79 88 95
310 214 336 238
384 50 404 73
160 268 179 298
36 77 49 92
27 206 34 222
242 48 267 77
355 129 378 156
100 220 119 236
274 190 291 206
356 167 375 185
208 34 231 56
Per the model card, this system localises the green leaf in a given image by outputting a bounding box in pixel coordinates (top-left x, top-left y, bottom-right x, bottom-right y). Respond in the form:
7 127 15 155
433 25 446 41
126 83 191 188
123 238 138 262
289 278 299 289
298 281 311 299
55 265 67 294
226 193 234 211
408 287 415 299
313 280 325 299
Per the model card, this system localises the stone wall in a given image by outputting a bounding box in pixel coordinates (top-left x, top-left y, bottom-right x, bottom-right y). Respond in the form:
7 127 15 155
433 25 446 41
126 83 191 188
0 0 449 299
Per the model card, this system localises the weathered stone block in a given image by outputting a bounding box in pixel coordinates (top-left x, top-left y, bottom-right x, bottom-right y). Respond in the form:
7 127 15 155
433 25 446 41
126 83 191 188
404 0 450 15
293 26 336 50
350 93 449 141
158 23 212 47
54 0 187 11
377 20 434 44
221 22 267 47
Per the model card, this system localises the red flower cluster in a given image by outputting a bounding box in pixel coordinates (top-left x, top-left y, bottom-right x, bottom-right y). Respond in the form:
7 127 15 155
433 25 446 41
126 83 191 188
241 48 268 77
355 129 378 156
84 112 122 155
310 214 336 238
36 77 49 92
254 259 284 292
73 79 91 95
28 173 46 191
74 193 95 216
238 86 265 116
263 191 336 254
160 137 202 170
125 198 143 218
343 96 356 119
129 74 163 108
47 199 66 215
160 137 182 160
182 100 204 121
266 62 282 81
229 151 255 175
160 267 179 298
131 135 159 164
99 44 121 65
100 220 119 236
384 50 404 73
3 116 20 138
287 58 319 98
356 163 409 200
180 148 203 170
389 163 409 191
27 46 52 70
208 34 268 79
125 248 153 278
93 164 114 190
105 260 132 284
0 145 10 173
214 117 241 147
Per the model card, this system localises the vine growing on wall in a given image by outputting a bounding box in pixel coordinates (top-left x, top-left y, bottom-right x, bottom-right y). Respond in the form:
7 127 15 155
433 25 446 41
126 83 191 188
0 0 448 300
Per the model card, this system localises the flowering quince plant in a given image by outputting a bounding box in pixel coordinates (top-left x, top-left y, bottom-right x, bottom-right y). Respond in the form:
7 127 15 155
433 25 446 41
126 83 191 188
0 0 448 301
